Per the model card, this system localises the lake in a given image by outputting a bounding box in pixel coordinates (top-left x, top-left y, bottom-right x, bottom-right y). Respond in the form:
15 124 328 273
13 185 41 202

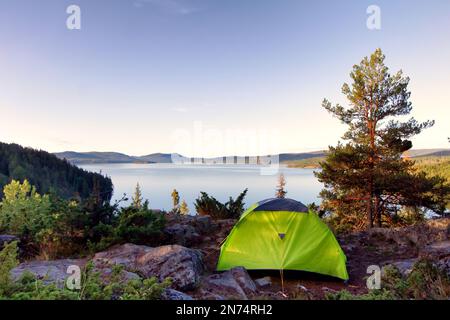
79 163 323 212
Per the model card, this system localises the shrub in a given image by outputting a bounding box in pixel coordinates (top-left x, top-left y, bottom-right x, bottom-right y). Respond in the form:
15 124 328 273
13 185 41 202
0 241 19 297
0 180 167 258
0 180 53 241
120 277 172 300
114 202 166 246
405 259 450 299
9 272 79 300
195 189 248 219
325 289 395 300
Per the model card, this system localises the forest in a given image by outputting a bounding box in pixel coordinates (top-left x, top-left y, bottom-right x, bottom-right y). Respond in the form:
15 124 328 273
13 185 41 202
0 142 113 202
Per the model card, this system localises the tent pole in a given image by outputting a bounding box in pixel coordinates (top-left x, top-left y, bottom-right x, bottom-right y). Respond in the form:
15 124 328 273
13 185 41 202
280 268 285 293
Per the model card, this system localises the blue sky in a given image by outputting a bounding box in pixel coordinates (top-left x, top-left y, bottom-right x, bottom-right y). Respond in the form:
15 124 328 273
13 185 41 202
0 0 449 156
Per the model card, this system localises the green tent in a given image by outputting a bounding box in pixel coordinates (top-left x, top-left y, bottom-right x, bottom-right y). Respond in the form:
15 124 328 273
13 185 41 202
217 198 349 280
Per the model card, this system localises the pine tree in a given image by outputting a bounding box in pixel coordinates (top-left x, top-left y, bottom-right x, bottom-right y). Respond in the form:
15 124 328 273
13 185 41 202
316 49 449 230
275 174 287 199
171 189 180 209
179 200 189 215
132 183 143 209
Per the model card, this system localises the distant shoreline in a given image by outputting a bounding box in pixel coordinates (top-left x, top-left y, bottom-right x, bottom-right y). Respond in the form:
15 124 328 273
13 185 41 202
54 148 450 166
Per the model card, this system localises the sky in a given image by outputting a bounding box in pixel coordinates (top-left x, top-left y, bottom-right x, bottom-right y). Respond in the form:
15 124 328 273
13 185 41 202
0 0 449 157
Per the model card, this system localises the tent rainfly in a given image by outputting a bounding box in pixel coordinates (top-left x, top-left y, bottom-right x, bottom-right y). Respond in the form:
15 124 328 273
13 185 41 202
217 198 349 280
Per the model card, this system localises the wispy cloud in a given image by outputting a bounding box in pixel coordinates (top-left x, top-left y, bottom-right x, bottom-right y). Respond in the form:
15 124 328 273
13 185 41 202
133 0 199 15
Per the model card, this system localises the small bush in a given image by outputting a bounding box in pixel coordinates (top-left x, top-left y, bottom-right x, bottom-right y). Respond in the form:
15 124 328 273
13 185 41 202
325 289 395 300
114 202 166 246
405 259 450 299
0 241 19 296
195 189 248 219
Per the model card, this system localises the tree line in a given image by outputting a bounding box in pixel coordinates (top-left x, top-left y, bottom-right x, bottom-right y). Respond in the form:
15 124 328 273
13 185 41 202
0 142 113 202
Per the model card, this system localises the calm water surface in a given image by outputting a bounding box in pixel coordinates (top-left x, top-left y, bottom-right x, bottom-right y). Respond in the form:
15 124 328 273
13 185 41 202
80 164 323 212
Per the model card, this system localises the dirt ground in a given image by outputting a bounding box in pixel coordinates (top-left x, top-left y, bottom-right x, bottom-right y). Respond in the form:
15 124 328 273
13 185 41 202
191 217 449 299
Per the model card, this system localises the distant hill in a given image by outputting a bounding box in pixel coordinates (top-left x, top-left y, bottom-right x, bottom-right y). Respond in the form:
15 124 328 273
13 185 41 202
404 149 450 158
54 151 178 164
53 149 450 165
54 151 139 164
0 143 113 201
279 151 326 162
136 153 174 163
285 156 325 169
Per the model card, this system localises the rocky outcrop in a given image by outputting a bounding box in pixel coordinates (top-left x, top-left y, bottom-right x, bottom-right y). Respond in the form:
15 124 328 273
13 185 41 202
10 243 204 294
92 243 152 269
162 288 194 300
136 245 204 291
367 218 449 248
11 259 87 288
0 235 19 250
196 267 257 300
95 267 141 284
191 216 213 234
420 240 450 259
381 241 450 278
163 214 214 246
420 240 450 276
382 258 418 277
164 224 201 246
255 276 272 288
93 243 204 291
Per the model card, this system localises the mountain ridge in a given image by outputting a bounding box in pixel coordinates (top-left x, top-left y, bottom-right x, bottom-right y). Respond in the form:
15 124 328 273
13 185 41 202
54 148 450 165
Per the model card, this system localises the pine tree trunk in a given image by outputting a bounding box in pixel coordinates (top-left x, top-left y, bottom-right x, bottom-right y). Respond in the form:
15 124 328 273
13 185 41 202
367 192 374 229
367 115 376 229
375 195 381 227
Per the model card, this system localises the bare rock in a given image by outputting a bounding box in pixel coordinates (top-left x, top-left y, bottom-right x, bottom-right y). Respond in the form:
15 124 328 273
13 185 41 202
93 243 152 270
164 224 201 246
192 216 213 233
95 267 141 284
295 284 312 300
0 235 19 250
162 288 194 300
137 245 203 291
11 259 87 288
93 243 204 291
382 258 418 277
198 267 257 300
255 276 272 288
420 240 450 259
368 218 449 248
229 267 257 294
420 240 450 276
381 241 450 278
